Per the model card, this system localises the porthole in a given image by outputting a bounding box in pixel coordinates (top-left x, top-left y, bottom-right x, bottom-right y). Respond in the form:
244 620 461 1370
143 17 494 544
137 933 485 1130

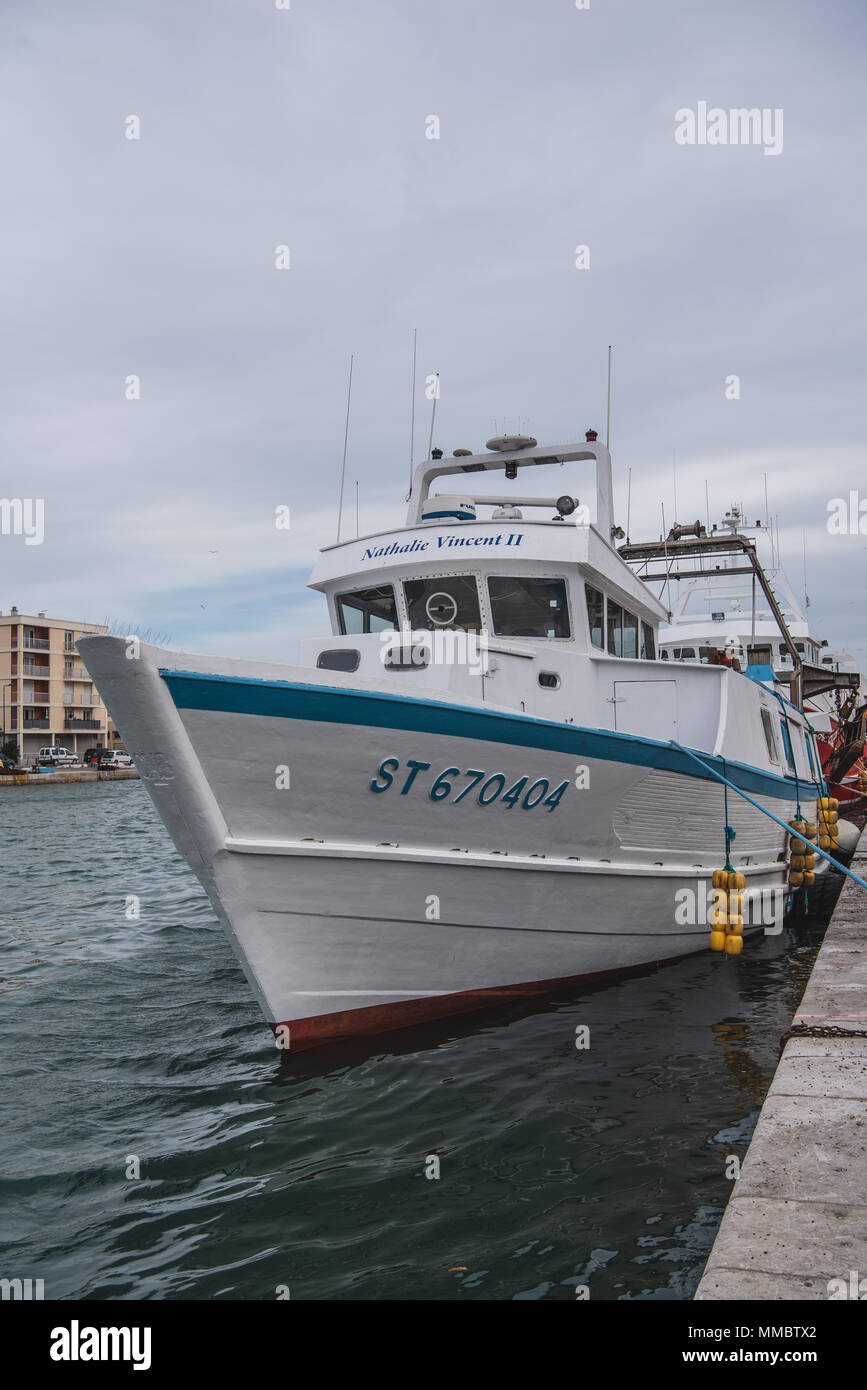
316 649 360 673
538 672 560 689
383 643 430 670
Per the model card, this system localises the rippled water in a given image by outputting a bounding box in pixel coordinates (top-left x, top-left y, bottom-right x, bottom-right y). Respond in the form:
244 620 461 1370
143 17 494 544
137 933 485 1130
0 781 825 1300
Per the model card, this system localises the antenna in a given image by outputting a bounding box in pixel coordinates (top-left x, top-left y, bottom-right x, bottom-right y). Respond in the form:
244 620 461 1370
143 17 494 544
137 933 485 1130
606 345 613 449
661 503 672 611
336 354 354 542
626 466 632 542
408 328 417 495
672 448 678 521
703 479 710 573
802 527 809 608
427 373 439 458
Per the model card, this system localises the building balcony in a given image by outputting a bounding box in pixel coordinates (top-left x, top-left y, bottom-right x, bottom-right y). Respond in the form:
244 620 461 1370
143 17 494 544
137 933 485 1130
64 717 102 731
24 638 50 650
22 662 50 676
23 718 50 729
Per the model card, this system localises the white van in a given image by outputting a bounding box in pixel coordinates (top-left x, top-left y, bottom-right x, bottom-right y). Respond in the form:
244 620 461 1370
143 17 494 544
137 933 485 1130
36 746 78 766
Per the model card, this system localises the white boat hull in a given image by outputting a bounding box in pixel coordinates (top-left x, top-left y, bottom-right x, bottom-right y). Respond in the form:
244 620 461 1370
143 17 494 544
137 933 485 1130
79 636 811 1049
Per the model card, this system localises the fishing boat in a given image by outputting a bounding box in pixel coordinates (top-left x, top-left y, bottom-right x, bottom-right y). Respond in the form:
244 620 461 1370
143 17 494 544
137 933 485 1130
641 506 866 825
80 433 829 1050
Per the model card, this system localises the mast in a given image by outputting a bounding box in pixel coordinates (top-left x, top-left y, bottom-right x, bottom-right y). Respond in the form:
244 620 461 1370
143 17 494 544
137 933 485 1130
427 373 439 458
336 354 354 542
606 345 613 449
408 328 417 496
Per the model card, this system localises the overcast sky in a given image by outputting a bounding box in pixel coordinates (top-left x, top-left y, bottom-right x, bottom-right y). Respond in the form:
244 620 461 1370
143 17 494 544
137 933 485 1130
1 0 865 668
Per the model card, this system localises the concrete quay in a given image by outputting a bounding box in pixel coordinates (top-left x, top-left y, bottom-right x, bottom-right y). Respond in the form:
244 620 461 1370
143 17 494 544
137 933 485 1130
695 842 867 1300
0 768 139 787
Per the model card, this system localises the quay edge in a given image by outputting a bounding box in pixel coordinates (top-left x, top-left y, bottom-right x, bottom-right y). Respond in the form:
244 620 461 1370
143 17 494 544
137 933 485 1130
0 769 140 787
694 836 867 1300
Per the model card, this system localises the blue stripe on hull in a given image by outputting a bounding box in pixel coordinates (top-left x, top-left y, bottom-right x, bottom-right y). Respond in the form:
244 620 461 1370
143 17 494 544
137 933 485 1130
160 668 817 804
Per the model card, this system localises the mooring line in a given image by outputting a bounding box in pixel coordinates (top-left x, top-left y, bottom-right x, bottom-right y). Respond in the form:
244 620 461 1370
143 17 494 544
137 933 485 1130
669 741 867 893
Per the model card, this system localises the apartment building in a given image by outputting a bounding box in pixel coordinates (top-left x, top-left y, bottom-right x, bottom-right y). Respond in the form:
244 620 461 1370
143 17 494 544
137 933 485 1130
0 607 122 761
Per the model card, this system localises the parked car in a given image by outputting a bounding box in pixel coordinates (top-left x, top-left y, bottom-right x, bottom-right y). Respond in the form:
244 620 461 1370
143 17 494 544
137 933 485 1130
83 748 103 766
36 746 79 766
98 750 133 769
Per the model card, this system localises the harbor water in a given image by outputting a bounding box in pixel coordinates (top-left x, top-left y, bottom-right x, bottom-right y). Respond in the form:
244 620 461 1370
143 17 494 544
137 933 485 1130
1 781 826 1301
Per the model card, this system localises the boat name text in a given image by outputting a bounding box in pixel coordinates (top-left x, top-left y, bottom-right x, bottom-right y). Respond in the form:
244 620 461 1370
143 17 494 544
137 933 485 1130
361 533 525 561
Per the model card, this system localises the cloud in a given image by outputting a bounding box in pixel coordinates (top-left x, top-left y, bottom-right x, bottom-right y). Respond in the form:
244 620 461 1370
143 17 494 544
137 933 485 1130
0 0 864 671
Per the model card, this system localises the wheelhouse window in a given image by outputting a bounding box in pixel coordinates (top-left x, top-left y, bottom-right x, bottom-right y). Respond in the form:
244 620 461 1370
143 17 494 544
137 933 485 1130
760 708 780 763
794 725 812 779
585 585 604 649
487 576 570 638
403 575 481 631
641 622 656 660
779 716 796 773
607 600 623 656
336 584 398 635
805 730 817 779
622 609 639 659
606 600 643 658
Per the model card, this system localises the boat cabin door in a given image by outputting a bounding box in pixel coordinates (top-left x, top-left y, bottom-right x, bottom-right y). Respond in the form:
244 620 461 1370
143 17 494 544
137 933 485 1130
613 680 678 741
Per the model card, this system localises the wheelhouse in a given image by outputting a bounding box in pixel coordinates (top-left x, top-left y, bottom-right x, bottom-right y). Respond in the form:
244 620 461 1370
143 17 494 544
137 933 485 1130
307 438 667 686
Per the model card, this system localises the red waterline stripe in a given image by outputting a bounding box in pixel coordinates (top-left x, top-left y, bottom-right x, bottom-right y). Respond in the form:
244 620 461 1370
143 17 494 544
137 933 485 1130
268 943 729 1050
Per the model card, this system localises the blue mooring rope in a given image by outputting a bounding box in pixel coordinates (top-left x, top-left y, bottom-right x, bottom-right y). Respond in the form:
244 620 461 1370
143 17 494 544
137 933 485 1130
721 758 734 871
670 741 867 893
